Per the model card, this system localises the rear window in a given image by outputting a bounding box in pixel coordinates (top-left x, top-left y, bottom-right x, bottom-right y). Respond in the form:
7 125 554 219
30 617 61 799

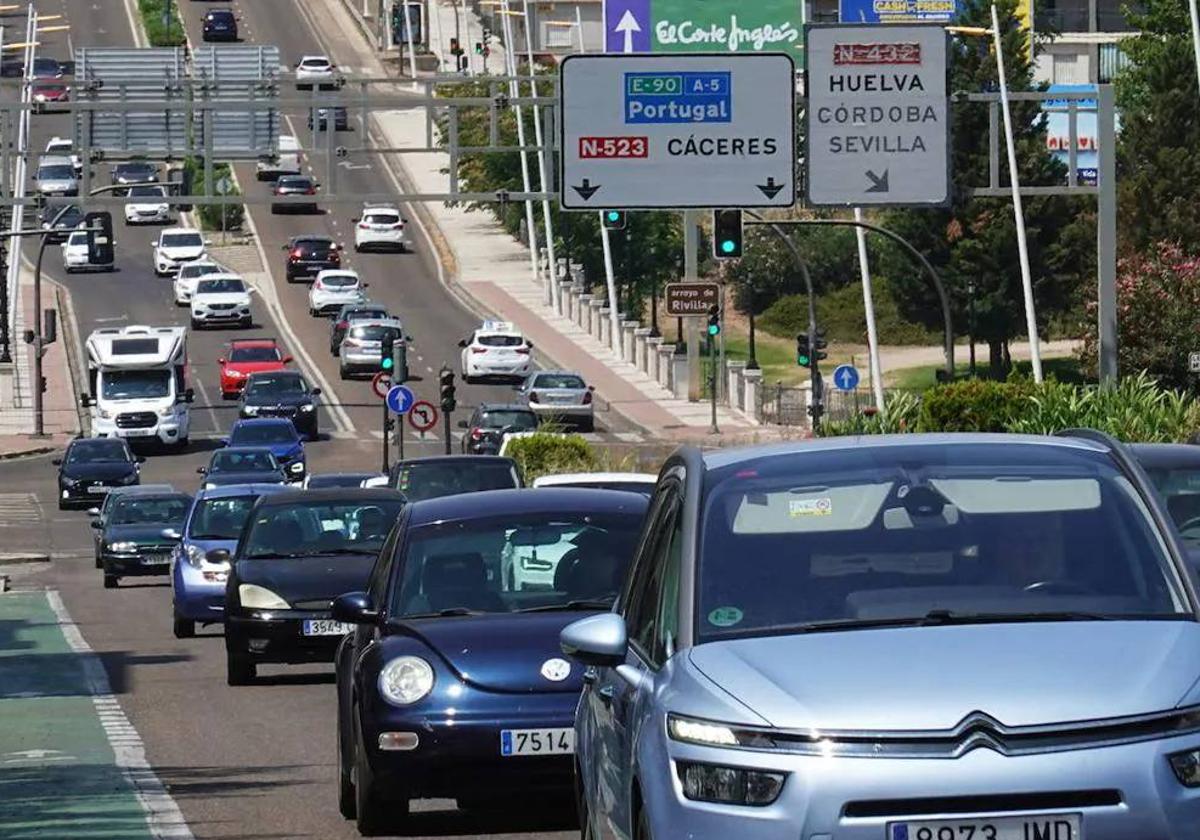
477 334 524 348
348 309 389 321
534 374 585 389
479 410 537 430
296 240 334 253
351 325 401 342
229 346 280 363
321 274 358 288
393 462 520 501
364 213 400 224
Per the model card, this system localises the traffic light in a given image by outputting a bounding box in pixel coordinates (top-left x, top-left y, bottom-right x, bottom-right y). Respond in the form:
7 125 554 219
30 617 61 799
439 367 456 413
449 37 463 56
475 41 483 54
84 211 114 266
796 330 828 368
380 331 395 371
813 329 828 363
706 304 720 337
712 209 743 259
602 210 626 231
796 332 810 367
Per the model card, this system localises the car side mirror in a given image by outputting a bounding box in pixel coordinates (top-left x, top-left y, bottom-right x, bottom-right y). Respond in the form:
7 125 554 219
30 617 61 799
86 507 100 517
136 456 146 464
218 437 229 447
184 388 195 403
311 387 322 396
560 613 627 667
51 457 62 466
196 467 207 475
78 393 92 408
282 355 293 364
204 239 212 246
457 339 468 348
280 244 289 250
218 357 226 365
527 341 534 349
512 383 523 391
362 283 370 288
89 519 102 530
161 528 182 541
331 591 378 624
205 548 231 566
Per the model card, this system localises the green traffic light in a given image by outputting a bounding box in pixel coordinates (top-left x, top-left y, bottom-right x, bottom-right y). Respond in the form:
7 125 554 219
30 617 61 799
708 324 720 336
798 354 810 366
381 358 394 370
720 239 736 254
606 212 620 222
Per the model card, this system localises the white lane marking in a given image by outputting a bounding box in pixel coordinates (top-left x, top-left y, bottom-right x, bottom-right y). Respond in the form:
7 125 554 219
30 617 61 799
0 493 41 527
121 0 148 47
189 367 223 434
45 591 195 840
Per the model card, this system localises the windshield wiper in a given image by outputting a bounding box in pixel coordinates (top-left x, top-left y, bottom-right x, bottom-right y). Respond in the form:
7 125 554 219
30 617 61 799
518 599 614 613
245 552 307 560
724 610 1124 639
400 607 486 618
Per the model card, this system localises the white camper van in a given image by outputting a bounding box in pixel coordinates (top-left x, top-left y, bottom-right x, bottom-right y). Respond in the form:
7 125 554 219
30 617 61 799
82 325 193 448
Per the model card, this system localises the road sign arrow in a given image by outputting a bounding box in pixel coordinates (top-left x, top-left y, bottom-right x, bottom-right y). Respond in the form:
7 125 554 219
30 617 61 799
614 9 642 53
572 178 601 201
757 176 785 199
865 169 890 193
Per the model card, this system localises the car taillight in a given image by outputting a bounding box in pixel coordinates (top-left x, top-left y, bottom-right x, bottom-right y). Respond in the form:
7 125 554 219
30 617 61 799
306 188 316 194
515 347 531 355
391 222 404 229
358 222 369 229
529 391 541 403
470 428 483 440
582 391 592 405
471 347 487 354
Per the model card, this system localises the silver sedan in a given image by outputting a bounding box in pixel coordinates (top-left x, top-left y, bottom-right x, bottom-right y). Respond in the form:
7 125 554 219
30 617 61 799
515 370 594 432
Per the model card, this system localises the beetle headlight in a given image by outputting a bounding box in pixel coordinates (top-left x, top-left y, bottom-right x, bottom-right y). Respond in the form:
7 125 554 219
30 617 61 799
238 583 290 609
378 656 434 706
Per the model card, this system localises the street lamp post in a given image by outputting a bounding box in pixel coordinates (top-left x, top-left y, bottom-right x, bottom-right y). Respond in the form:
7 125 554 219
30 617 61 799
968 279 977 377
746 286 759 370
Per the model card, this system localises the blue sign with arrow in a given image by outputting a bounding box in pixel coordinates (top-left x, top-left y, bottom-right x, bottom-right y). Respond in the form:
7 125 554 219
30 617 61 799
833 364 860 392
386 384 416 415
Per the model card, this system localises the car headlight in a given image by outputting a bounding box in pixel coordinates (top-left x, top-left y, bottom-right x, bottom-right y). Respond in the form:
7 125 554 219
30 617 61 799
107 541 137 553
228 369 246 378
676 762 786 806
158 405 174 418
238 583 290 609
203 482 217 490
378 656 434 706
184 543 207 568
288 461 305 473
96 408 113 420
667 714 775 748
1170 749 1200 787
299 403 315 412
242 405 259 415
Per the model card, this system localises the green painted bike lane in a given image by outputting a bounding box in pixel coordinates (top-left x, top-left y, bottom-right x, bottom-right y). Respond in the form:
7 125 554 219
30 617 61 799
0 591 155 840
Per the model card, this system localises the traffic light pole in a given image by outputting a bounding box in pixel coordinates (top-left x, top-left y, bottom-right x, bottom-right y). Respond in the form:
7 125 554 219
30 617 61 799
708 331 719 435
381 398 390 473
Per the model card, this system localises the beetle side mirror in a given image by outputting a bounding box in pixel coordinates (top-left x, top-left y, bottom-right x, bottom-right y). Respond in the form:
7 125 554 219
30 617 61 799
560 613 628 667
331 591 378 624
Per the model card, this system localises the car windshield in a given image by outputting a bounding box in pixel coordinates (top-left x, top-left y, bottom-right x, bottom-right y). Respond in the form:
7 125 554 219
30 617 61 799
210 450 277 473
279 177 312 188
181 264 222 279
101 370 171 400
1141 463 1200 545
111 495 191 525
66 232 87 246
307 474 374 488
392 512 645 616
229 346 280 363
197 278 245 294
231 423 297 445
697 443 1191 643
477 334 524 347
393 462 518 501
118 164 156 177
33 58 60 74
321 274 357 288
246 375 305 397
188 495 259 540
162 233 202 248
480 410 537 430
67 440 130 464
128 185 165 198
39 165 73 179
533 374 585 389
243 499 404 559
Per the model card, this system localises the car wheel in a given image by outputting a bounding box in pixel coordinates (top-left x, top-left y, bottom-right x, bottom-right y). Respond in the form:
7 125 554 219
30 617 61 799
173 615 195 639
103 574 118 589
353 712 404 835
190 318 201 330
226 649 255 686
240 317 252 329
339 365 348 380
94 553 102 569
579 417 595 433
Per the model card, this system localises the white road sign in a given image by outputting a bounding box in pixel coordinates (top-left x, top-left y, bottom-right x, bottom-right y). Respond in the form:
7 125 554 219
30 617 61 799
806 24 949 206
559 53 797 210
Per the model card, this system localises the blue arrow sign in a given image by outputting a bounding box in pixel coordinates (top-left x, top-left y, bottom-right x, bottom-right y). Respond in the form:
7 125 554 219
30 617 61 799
386 385 416 415
833 364 860 392
604 0 651 53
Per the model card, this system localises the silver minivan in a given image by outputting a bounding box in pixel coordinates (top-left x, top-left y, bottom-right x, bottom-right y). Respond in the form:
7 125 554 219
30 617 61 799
36 155 79 196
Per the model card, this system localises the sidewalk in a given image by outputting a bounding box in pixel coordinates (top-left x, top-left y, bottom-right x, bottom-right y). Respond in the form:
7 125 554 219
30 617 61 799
336 0 760 441
0 591 187 839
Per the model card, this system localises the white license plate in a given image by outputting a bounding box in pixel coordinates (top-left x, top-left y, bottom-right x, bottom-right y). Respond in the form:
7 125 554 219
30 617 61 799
301 619 351 636
122 429 154 437
88 485 109 494
889 813 1081 840
500 728 574 757
141 554 170 565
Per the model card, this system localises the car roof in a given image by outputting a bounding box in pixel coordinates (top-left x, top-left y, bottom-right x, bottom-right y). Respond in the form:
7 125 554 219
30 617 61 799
407 487 647 527
207 8 234 15
39 155 74 166
229 338 278 348
196 483 294 501
255 487 405 507
290 234 334 244
533 472 658 486
116 161 156 169
107 484 176 497
349 318 403 330
160 227 201 236
397 454 516 467
1129 443 1200 467
532 369 584 378
195 274 245 284
213 446 277 456
477 403 534 413
112 489 191 502
316 268 357 278
246 369 301 380
300 54 331 62
232 417 297 428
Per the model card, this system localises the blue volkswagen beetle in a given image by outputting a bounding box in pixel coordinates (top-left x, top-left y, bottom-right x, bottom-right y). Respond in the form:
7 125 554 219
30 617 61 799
224 418 307 482
332 487 649 836
170 483 294 638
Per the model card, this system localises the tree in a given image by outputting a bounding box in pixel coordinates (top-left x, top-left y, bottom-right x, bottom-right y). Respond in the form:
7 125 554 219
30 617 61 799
876 0 1092 373
1114 0 1200 252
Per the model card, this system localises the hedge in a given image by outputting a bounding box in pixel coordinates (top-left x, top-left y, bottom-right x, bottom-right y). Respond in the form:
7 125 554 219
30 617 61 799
504 433 600 483
183 159 245 232
758 277 939 346
137 0 186 46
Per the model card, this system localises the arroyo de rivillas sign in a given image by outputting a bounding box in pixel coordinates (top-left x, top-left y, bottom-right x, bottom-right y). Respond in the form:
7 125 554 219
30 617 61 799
603 0 805 58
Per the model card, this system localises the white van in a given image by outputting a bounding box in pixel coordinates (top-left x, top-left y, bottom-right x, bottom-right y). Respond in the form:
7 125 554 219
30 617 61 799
256 134 302 180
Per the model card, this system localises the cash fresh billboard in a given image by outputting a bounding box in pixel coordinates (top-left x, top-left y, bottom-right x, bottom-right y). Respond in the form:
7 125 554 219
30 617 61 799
604 0 805 57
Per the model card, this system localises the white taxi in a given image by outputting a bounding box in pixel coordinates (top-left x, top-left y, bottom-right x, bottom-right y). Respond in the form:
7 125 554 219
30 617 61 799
458 320 533 383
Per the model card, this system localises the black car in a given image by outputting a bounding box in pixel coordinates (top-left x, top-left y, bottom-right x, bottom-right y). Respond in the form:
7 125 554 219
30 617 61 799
202 8 239 41
458 404 538 455
221 488 407 684
388 455 523 501
40 203 85 242
283 235 342 282
238 370 322 439
308 106 348 132
198 447 288 489
31 57 65 79
88 484 176 567
305 472 381 489
331 488 649 833
111 161 159 188
1131 443 1200 554
54 437 143 509
272 175 320 214
329 302 390 355
93 490 191 589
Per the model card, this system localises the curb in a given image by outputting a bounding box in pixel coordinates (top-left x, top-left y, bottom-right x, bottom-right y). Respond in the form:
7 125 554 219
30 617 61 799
0 552 50 566
0 444 58 461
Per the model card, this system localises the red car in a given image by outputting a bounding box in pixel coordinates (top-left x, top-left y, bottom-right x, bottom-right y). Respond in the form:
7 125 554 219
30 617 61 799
218 339 292 399
31 80 69 111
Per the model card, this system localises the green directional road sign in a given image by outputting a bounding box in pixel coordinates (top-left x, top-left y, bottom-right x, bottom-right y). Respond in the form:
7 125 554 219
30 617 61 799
604 0 806 62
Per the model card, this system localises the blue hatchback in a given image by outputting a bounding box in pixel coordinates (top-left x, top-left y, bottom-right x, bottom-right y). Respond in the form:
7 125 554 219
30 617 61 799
224 418 307 482
331 487 649 835
170 483 294 638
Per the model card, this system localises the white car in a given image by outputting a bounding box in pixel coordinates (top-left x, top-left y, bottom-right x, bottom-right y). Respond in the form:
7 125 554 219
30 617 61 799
153 228 208 276
123 184 170 225
459 320 533 382
190 275 253 329
44 136 82 175
531 472 658 493
294 54 336 89
308 269 367 316
61 229 112 272
353 204 410 252
173 261 227 305
256 133 302 180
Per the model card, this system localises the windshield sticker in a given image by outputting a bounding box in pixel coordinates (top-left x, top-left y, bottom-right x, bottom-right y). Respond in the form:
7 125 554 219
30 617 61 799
789 497 832 517
707 606 743 627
